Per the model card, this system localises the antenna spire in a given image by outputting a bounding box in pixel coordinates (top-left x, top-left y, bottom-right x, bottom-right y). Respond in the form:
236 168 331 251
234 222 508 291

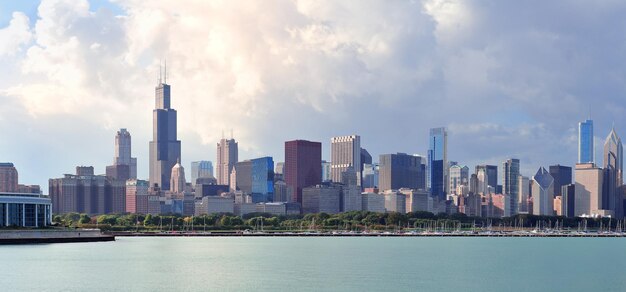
164 59 167 84
158 60 162 85
231 129 233 139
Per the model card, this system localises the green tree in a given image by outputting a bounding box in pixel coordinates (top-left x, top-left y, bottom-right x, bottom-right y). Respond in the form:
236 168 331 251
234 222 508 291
144 214 153 226
79 214 91 224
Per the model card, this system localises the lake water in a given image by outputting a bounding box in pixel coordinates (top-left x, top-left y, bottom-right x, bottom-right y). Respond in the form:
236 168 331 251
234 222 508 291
1 237 625 291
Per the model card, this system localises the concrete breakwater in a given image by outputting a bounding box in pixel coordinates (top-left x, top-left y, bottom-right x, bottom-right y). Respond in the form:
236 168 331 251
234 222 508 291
0 229 115 244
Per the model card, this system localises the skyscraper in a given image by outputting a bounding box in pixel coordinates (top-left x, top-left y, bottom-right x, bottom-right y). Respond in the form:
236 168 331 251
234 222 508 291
518 175 530 213
106 129 137 181
170 160 186 193
532 167 554 216
561 184 575 218
191 161 214 186
475 165 498 194
321 161 331 182
579 119 594 163
362 163 379 189
428 127 447 201
378 153 424 191
0 163 18 193
232 157 274 203
603 128 623 218
574 163 603 217
149 74 181 191
216 138 238 186
284 140 322 204
549 165 572 199
330 135 361 186
114 129 137 179
448 165 469 195
502 158 520 216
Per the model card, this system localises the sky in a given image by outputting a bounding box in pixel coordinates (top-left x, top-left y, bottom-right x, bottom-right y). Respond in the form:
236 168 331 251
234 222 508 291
1 0 625 191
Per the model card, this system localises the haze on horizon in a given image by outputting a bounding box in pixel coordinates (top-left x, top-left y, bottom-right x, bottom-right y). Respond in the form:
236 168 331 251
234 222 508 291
0 0 625 189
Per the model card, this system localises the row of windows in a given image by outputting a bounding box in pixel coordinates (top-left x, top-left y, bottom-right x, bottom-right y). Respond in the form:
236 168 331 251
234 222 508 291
0 203 50 227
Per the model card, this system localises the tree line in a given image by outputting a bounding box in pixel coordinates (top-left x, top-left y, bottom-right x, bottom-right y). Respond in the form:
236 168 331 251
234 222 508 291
51 211 622 232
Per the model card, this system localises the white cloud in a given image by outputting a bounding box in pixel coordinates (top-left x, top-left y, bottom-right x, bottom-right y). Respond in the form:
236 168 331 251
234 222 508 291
0 12 32 56
2 0 626 188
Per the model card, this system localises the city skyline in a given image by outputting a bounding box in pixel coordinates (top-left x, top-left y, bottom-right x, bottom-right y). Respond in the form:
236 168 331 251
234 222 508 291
1 1 626 189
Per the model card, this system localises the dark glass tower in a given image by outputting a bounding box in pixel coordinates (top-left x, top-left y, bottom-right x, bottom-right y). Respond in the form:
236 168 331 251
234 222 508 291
285 140 322 204
428 127 447 201
549 165 572 197
149 77 181 191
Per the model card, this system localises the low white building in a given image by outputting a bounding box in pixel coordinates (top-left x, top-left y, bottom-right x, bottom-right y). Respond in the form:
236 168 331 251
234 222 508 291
195 196 234 215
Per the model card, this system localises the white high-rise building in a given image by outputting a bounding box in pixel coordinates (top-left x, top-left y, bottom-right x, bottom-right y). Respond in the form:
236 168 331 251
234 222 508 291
330 135 361 186
170 160 186 194
532 167 554 216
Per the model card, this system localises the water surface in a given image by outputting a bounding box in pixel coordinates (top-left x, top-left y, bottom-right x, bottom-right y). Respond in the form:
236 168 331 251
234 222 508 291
1 237 624 291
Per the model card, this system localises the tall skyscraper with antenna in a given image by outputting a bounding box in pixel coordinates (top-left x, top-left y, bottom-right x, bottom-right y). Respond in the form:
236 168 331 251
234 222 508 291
149 62 181 190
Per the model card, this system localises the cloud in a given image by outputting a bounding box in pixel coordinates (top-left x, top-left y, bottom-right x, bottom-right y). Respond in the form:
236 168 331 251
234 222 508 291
1 0 626 189
0 12 32 56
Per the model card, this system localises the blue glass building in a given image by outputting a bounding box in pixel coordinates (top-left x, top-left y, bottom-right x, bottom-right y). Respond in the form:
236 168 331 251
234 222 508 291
428 127 447 201
251 157 275 203
579 119 594 163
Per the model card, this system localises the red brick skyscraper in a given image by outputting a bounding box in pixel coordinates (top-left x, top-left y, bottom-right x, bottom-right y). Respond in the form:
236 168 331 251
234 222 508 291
285 140 322 204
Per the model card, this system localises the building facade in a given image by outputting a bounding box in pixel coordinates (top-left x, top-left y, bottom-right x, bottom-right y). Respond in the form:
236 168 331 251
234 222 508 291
561 184 575 218
378 153 424 191
603 128 623 218
0 192 52 227
284 140 322 204
532 167 554 216
216 138 238 186
518 175 530 213
361 192 385 212
49 167 126 215
302 184 341 214
191 161 214 186
383 190 406 213
448 165 469 195
574 163 603 217
501 159 520 216
330 135 361 186
0 163 18 193
109 128 137 180
549 165 572 200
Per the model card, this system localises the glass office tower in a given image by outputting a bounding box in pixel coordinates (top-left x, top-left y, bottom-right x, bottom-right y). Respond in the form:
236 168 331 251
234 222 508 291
579 119 594 164
428 127 448 201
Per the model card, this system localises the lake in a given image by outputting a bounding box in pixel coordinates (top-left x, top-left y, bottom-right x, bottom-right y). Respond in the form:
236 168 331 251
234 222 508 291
1 237 625 291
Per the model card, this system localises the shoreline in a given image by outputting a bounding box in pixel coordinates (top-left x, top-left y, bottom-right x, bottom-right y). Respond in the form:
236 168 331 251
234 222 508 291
106 231 626 238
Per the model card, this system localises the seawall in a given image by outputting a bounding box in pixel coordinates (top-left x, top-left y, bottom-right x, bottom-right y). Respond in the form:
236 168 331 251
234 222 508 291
0 229 115 244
